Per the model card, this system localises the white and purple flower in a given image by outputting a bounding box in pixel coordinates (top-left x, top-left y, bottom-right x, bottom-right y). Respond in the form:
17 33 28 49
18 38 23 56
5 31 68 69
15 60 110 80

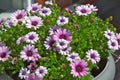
27 3 41 13
0 18 6 25
39 7 51 17
26 16 43 30
88 4 98 12
35 66 48 78
75 5 91 16
69 59 88 78
5 19 17 28
59 46 71 55
57 16 69 26
16 36 25 45
45 0 53 5
107 39 119 50
116 33 120 48
19 68 30 79
56 39 69 49
49 26 59 35
11 10 27 24
0 46 11 62
86 49 100 64
104 30 115 39
20 45 41 62
25 32 39 44
54 28 72 42
25 73 42 80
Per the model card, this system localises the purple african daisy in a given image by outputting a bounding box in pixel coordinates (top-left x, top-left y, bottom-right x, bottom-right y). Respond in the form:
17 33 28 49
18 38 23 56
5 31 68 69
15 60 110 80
0 18 6 25
56 39 69 49
44 36 56 50
56 16 69 26
16 36 25 45
0 42 6 47
116 33 120 48
104 30 115 39
35 66 48 78
26 16 43 30
75 5 91 16
86 49 100 64
25 73 42 80
45 0 53 5
66 52 80 62
20 45 41 62
59 46 71 55
107 39 119 50
27 3 42 13
0 46 11 62
5 19 17 28
53 28 72 42
88 4 98 12
25 32 39 44
27 62 36 71
39 7 51 17
11 10 27 24
49 26 59 35
19 68 30 79
69 59 88 78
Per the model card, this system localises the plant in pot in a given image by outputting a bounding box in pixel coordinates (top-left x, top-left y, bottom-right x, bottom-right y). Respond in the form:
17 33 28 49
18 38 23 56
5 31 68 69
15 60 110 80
0 0 119 80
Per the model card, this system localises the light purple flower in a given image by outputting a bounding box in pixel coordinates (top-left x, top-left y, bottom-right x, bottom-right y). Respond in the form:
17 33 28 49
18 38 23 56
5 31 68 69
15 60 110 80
56 39 69 49
69 59 88 78
45 0 53 5
39 7 51 17
26 16 43 30
44 36 56 50
19 68 30 79
54 28 72 42
27 3 42 13
35 66 48 78
20 45 41 62
0 46 11 62
107 39 119 50
104 30 115 39
116 33 120 48
11 10 27 24
88 4 98 12
0 43 6 47
27 62 36 71
0 18 6 25
5 19 17 28
25 32 39 44
57 16 69 26
86 49 100 64
25 73 42 80
16 36 25 45
59 46 71 55
75 5 91 16
49 26 59 35
67 52 80 62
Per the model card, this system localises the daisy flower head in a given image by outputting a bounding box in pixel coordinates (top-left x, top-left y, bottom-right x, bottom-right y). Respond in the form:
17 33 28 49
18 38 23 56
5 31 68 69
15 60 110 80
69 59 88 78
86 49 100 64
49 26 59 35
59 46 71 55
20 44 41 62
104 30 115 39
26 16 43 30
45 0 53 6
25 32 39 44
25 73 42 80
19 68 30 79
75 5 91 16
56 16 69 26
0 42 6 47
0 18 6 25
66 52 80 62
16 36 25 45
27 3 42 13
107 39 119 50
44 36 56 50
88 4 98 12
54 28 72 42
56 39 69 49
5 19 17 28
35 66 48 78
0 46 11 62
116 33 120 48
39 7 51 17
11 10 27 24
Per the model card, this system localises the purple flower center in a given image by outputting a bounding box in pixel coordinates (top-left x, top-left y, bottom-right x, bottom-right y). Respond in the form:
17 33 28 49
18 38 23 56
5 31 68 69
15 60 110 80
32 7 38 11
16 14 23 19
26 50 33 56
70 55 76 59
22 70 27 75
90 53 96 59
0 52 6 58
49 40 56 47
60 19 65 22
76 65 83 72
107 33 112 36
62 47 67 51
80 9 87 13
111 42 116 46
117 39 120 45
59 34 67 40
42 10 48 13
29 35 35 40
9 22 13 26
32 21 38 26
39 69 44 74
60 42 65 46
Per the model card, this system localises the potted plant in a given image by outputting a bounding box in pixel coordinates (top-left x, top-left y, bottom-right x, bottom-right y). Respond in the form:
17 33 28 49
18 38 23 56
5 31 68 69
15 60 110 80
0 0 119 80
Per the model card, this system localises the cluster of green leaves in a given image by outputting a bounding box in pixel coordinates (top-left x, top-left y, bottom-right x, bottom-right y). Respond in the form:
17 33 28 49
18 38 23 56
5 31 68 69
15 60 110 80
0 1 116 80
